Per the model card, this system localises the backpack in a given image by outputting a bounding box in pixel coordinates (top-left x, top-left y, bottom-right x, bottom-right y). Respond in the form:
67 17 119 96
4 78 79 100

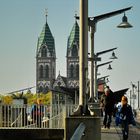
115 103 136 126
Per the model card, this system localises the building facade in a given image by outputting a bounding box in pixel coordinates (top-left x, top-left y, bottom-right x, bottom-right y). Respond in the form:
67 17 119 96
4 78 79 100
36 14 56 93
66 20 79 88
36 15 79 93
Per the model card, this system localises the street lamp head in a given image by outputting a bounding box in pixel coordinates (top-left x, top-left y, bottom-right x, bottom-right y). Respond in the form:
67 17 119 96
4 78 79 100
107 64 112 70
106 78 109 83
117 13 133 28
110 51 118 59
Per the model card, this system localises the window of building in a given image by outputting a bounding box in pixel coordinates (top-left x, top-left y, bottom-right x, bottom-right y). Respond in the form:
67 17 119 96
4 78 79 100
41 46 47 57
76 64 79 78
72 45 78 56
70 65 74 78
43 86 48 93
39 65 43 78
53 68 55 76
39 86 43 93
45 65 49 78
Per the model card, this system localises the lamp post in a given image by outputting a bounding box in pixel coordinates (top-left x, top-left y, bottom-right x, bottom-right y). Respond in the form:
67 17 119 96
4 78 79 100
95 60 113 99
131 82 137 110
75 2 133 114
88 7 133 102
73 0 89 115
91 47 117 100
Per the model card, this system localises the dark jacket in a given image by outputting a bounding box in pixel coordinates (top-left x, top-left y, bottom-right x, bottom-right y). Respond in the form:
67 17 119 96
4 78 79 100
100 90 115 113
115 104 136 126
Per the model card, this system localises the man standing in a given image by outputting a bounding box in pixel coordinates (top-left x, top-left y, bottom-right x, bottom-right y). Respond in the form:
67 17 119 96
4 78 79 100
101 86 114 128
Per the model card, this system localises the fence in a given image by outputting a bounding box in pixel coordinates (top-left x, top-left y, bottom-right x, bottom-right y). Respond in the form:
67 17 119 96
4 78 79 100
0 104 78 129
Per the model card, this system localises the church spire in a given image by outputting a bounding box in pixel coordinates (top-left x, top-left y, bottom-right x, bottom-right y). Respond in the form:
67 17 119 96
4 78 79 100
67 16 79 49
37 10 55 57
74 11 78 22
36 10 56 93
45 8 48 22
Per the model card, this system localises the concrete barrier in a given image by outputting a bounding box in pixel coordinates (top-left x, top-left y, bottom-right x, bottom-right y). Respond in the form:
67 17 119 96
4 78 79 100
70 122 86 140
0 129 64 140
65 116 101 140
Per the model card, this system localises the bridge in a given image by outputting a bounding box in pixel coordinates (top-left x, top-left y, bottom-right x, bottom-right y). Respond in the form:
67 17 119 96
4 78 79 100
0 104 140 140
0 104 75 140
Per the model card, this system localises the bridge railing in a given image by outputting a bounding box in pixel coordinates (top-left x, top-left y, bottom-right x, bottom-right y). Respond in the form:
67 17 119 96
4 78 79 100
0 104 78 129
49 104 78 128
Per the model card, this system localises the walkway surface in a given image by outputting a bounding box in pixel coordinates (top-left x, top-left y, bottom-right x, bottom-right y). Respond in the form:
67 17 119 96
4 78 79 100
101 121 140 140
101 125 122 140
101 115 140 140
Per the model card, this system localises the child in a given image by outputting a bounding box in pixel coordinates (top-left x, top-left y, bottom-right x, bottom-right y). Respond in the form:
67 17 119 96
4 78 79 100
115 96 136 140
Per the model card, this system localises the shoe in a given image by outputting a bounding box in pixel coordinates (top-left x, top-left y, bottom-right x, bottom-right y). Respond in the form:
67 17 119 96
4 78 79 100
107 124 110 129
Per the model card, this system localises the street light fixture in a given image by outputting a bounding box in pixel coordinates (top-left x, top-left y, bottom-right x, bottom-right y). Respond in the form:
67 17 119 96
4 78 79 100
97 61 113 68
107 64 113 70
106 78 109 83
96 47 117 56
117 13 133 28
94 60 113 99
91 47 117 100
110 51 118 59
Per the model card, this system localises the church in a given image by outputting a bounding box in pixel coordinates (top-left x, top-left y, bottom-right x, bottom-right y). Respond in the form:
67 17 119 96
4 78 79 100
35 12 129 104
36 13 79 93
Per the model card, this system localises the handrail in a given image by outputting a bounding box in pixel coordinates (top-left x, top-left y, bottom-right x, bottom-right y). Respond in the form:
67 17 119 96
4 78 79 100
11 111 22 127
0 104 77 128
70 122 86 140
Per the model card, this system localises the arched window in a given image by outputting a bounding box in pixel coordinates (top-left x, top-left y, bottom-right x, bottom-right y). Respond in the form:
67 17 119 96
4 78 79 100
72 45 78 56
43 86 48 93
39 65 43 78
38 86 43 93
45 65 49 78
76 64 79 78
41 46 47 57
70 65 74 78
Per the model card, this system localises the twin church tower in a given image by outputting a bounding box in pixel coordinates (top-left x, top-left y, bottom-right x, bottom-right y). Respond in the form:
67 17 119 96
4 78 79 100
36 13 79 93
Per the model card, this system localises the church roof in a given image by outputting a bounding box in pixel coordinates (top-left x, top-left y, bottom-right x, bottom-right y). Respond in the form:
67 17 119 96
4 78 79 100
67 20 79 48
37 16 55 54
60 76 67 85
53 73 67 88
